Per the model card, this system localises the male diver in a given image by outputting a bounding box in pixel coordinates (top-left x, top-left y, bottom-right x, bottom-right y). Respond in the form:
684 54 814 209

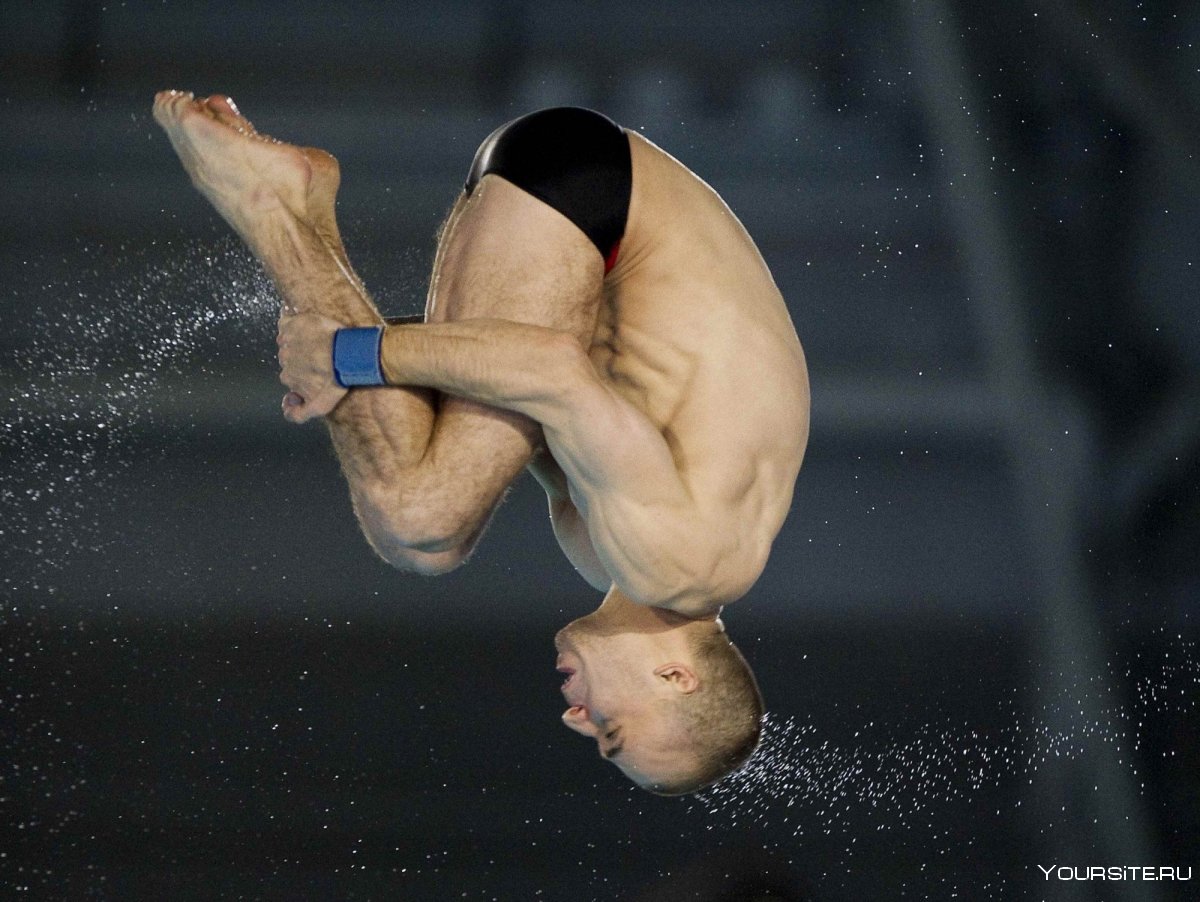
153 91 809 794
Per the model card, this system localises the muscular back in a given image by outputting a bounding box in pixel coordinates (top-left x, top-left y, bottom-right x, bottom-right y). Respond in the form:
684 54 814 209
586 132 810 586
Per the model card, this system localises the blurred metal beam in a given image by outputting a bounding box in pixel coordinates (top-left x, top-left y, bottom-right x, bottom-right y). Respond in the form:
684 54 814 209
1029 0 1200 179
905 0 1160 897
1105 374 1200 538
5 372 1025 441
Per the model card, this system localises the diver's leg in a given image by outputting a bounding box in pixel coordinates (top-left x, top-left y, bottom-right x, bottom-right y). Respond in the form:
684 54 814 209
154 92 445 568
339 174 602 571
154 92 603 572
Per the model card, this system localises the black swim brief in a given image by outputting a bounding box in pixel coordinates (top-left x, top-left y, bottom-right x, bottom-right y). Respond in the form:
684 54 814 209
465 107 632 274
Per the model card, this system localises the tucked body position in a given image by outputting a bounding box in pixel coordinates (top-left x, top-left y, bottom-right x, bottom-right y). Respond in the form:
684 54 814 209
153 92 810 794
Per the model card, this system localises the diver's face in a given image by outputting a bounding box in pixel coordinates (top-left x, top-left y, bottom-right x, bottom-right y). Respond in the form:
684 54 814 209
555 626 695 786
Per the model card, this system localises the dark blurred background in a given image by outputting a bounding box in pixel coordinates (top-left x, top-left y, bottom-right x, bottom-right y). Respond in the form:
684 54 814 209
1 1 1197 899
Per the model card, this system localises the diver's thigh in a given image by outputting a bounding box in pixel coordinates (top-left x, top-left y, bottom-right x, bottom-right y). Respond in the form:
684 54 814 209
425 174 604 342
381 174 606 557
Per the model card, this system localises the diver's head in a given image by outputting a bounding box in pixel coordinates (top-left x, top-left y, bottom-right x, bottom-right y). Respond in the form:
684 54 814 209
555 591 763 794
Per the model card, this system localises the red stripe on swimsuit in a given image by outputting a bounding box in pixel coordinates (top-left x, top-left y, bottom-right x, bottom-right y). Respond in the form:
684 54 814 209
604 240 621 274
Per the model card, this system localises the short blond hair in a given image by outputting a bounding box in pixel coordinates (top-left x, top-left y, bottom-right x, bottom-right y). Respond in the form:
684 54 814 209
645 630 764 795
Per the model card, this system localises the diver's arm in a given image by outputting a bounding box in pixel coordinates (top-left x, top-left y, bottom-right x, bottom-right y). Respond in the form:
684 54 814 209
374 320 745 612
279 312 747 610
527 450 612 592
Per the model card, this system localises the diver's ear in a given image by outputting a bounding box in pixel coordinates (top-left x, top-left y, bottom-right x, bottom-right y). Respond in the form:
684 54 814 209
653 663 699 694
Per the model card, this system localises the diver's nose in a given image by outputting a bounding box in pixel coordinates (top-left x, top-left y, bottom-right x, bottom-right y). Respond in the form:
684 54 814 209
561 705 598 736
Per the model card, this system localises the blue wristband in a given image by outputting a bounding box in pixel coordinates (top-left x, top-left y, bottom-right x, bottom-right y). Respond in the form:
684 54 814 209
332 326 385 387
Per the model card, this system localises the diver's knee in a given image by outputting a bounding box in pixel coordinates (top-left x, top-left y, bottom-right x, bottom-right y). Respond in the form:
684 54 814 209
361 501 478 574
385 509 475 557
381 543 470 576
359 484 476 555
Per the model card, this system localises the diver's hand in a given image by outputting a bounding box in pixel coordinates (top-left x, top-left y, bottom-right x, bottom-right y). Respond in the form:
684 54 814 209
277 310 348 423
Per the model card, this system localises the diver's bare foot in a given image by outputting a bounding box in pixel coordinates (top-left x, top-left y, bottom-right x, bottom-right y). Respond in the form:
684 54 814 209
152 91 340 241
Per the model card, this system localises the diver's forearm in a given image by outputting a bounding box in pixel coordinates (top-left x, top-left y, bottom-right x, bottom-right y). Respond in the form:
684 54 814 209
379 319 582 424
